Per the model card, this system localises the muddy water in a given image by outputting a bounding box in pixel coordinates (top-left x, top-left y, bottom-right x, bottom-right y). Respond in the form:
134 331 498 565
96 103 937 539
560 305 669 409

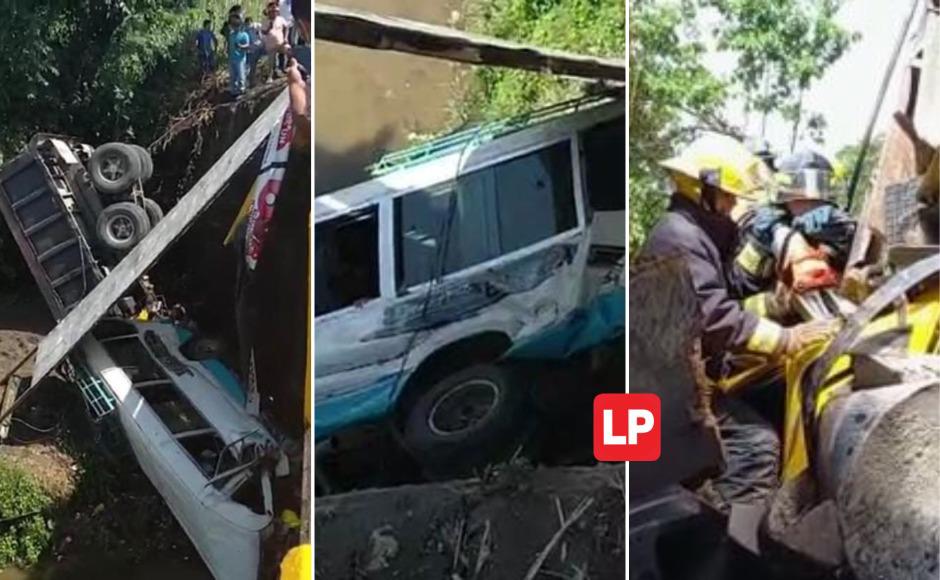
315 0 463 194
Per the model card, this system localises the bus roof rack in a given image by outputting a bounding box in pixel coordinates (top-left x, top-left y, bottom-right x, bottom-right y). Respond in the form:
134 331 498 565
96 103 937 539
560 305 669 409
368 92 619 177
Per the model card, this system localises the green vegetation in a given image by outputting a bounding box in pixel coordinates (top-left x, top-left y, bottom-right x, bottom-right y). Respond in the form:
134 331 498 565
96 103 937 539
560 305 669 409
703 0 857 149
629 0 856 252
457 0 626 122
0 464 52 567
459 0 855 253
0 0 268 162
0 1 274 281
629 0 727 252
834 134 884 210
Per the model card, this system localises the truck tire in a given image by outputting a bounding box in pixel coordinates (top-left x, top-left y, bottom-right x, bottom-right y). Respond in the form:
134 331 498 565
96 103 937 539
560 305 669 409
88 143 143 194
96 202 151 251
131 144 154 182
142 198 164 226
401 363 530 478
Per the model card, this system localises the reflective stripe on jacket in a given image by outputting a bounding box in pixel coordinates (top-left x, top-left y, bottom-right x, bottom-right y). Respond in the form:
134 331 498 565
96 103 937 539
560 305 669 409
640 194 782 378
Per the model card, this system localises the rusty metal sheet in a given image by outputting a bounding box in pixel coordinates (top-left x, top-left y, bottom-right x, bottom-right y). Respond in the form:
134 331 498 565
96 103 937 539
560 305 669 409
628 256 723 498
30 90 291 387
859 116 921 235
314 4 625 82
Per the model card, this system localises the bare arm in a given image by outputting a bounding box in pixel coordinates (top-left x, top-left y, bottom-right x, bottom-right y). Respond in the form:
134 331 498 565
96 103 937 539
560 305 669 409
286 59 310 150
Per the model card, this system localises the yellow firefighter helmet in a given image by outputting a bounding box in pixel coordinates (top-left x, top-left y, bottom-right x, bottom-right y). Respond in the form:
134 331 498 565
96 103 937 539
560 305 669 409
660 133 773 202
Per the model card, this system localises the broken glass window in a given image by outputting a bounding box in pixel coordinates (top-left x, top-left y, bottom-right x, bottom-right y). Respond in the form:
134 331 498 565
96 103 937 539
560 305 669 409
580 118 625 212
315 206 380 315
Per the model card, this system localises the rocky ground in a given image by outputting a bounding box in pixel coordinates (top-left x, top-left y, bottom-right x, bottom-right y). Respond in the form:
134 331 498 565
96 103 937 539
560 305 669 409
316 464 625 580
314 341 627 579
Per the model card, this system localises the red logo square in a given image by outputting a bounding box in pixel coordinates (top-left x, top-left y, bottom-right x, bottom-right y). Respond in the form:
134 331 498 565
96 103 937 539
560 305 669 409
593 393 661 462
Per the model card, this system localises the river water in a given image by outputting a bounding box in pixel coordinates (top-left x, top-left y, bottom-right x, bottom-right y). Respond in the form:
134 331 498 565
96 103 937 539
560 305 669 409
314 0 464 194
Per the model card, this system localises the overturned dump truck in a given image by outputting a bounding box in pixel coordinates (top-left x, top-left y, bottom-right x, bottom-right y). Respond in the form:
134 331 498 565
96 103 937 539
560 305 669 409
0 90 298 580
0 134 160 319
629 2 940 578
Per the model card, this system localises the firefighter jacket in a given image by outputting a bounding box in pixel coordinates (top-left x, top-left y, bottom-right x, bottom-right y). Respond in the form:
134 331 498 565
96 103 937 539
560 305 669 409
640 194 784 379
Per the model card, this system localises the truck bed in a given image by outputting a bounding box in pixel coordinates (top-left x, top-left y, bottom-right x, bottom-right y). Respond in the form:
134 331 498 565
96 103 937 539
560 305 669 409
0 142 103 320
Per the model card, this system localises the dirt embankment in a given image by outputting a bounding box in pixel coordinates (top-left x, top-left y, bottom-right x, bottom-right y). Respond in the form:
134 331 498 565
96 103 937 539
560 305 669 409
316 465 625 580
147 81 285 351
315 345 627 578
148 79 308 441
0 307 74 503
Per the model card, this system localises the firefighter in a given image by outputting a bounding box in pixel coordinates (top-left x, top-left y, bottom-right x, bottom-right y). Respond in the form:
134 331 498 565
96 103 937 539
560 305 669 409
639 134 838 509
736 148 857 319
772 149 856 262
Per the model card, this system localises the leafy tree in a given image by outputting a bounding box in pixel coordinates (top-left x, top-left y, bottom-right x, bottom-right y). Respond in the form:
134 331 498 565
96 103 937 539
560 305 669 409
833 134 884 209
457 0 625 122
628 0 856 252
0 0 268 161
702 0 858 148
628 0 728 252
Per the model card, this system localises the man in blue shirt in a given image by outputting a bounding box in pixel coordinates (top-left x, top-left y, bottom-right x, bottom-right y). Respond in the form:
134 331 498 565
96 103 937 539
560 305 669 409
245 17 264 85
227 12 251 96
195 20 216 75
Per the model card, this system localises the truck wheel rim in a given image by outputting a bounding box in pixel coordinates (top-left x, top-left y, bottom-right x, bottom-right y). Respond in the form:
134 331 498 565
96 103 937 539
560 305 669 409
428 378 499 436
109 215 135 240
102 155 127 181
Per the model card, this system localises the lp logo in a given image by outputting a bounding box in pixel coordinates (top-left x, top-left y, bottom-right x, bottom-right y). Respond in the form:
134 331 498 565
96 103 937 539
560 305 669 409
593 394 661 462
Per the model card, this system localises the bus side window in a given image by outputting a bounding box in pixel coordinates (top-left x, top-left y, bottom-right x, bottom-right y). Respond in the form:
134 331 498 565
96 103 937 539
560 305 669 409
314 206 380 315
581 119 625 212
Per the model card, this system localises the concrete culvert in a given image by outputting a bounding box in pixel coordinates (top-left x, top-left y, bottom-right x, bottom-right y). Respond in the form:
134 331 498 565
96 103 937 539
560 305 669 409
837 383 940 580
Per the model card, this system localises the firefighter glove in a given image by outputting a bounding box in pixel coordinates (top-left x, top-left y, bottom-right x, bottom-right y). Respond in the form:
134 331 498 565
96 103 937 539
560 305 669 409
780 319 841 356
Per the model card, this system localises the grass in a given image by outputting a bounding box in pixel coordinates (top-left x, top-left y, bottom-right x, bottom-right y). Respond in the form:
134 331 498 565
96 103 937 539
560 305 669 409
0 384 194 572
0 463 52 568
455 0 625 123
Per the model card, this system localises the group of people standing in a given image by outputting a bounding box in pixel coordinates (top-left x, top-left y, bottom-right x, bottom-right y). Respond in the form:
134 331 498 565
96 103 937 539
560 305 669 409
195 2 299 97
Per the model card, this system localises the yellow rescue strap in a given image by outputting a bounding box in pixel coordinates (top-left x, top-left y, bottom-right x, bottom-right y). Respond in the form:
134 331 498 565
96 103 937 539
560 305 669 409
781 286 940 481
